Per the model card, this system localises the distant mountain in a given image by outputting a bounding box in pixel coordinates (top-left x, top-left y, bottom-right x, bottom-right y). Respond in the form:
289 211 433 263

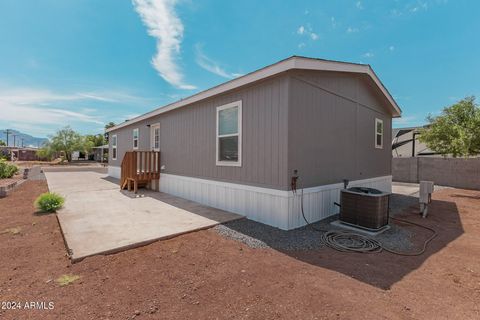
0 129 48 148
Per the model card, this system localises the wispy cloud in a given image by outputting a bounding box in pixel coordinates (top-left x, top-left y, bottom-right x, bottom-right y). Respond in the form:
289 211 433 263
330 17 337 28
296 25 320 43
132 0 195 90
76 93 117 103
409 1 428 13
0 103 103 126
356 1 364 9
362 51 374 58
0 88 104 129
346 26 359 33
0 88 148 105
390 0 447 17
194 44 242 79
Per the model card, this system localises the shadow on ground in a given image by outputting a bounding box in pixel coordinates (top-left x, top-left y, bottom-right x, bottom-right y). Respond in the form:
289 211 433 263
101 176 120 184
96 177 464 290
215 193 463 290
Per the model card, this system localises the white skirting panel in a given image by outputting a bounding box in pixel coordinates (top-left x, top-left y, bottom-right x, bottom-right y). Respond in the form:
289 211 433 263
108 166 121 179
159 173 392 231
160 174 290 229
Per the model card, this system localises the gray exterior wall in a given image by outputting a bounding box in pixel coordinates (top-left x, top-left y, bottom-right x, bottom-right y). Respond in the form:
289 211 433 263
110 75 290 189
109 70 394 190
287 70 393 188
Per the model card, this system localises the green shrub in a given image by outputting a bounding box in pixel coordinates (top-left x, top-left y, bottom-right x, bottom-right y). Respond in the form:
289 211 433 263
35 192 65 212
0 159 18 179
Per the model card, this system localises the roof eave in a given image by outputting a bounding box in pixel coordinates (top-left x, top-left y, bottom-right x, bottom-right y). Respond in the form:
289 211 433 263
106 56 401 132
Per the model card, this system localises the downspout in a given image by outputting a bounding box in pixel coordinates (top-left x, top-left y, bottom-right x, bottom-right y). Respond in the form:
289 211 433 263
412 132 418 157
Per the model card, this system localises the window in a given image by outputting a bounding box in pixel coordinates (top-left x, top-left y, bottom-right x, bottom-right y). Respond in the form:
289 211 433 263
154 127 159 150
133 128 139 149
150 124 160 151
112 134 117 160
375 118 383 149
216 101 242 166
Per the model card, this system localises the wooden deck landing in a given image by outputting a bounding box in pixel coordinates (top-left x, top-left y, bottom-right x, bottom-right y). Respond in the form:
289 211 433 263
120 151 160 193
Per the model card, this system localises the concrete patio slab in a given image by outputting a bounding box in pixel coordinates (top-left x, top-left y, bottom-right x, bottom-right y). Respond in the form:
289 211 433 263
44 171 243 262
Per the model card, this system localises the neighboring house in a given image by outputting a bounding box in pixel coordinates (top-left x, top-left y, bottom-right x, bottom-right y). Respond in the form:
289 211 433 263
1 146 44 161
92 144 108 162
106 56 401 230
392 126 439 157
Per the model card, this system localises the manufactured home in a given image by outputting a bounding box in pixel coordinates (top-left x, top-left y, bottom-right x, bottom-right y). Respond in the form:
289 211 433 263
106 56 401 230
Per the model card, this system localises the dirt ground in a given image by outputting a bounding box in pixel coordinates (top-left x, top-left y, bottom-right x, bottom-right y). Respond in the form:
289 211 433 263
0 181 479 320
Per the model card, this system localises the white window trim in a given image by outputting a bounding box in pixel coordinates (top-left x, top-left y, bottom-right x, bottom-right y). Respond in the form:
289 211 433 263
216 100 242 167
375 118 383 149
112 134 117 160
150 123 160 151
132 128 139 150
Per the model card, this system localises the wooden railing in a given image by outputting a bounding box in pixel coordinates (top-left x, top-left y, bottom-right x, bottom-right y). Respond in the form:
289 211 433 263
120 151 160 193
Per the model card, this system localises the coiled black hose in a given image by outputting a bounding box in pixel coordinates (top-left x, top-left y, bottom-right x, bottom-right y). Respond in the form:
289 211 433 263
298 189 437 256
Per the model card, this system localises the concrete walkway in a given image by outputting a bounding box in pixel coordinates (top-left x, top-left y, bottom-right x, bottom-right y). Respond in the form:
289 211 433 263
392 182 421 196
392 181 450 196
44 171 242 262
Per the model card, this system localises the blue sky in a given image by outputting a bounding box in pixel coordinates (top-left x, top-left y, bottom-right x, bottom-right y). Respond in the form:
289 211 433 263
0 0 478 138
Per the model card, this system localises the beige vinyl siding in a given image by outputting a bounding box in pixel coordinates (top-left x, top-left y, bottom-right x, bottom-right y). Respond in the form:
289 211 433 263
109 75 290 190
287 70 392 188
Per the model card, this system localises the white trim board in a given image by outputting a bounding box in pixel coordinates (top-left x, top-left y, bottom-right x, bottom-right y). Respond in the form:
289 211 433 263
106 56 401 133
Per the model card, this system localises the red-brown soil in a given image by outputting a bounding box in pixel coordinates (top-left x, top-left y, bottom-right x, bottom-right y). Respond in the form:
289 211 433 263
0 181 479 319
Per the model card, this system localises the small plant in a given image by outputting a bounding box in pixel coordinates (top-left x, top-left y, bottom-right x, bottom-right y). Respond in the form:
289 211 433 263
56 274 80 286
35 192 65 212
0 159 18 179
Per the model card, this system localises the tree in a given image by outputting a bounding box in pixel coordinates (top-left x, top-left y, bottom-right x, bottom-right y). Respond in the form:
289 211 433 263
37 126 92 162
419 96 480 157
104 122 116 143
85 134 106 147
0 140 5 146
36 144 54 161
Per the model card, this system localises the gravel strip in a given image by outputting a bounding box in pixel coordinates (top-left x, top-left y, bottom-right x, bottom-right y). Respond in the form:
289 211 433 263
214 193 416 252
